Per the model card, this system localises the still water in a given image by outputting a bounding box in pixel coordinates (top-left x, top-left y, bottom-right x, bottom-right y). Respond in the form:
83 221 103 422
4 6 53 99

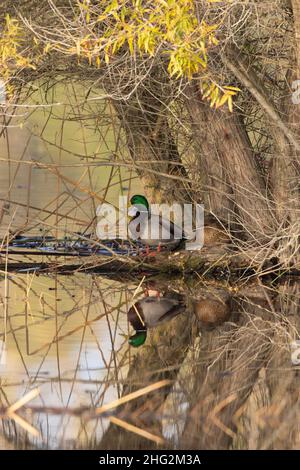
0 85 141 448
1 86 299 451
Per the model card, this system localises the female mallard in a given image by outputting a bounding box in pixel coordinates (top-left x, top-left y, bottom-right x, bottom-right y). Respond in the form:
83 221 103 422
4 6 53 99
128 194 185 252
128 294 186 347
193 296 232 329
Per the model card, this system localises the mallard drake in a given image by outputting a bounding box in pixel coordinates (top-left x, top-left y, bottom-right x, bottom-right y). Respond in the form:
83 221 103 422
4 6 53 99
128 194 185 252
128 294 186 347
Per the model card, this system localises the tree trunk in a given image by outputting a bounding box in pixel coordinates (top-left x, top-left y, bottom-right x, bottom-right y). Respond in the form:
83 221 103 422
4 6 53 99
105 67 192 204
185 83 274 241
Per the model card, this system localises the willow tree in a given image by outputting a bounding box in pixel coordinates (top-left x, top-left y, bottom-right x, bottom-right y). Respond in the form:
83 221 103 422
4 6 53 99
1 0 299 260
0 0 299 450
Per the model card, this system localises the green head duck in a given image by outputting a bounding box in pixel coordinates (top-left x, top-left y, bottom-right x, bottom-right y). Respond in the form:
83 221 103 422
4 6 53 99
130 194 149 211
128 330 147 347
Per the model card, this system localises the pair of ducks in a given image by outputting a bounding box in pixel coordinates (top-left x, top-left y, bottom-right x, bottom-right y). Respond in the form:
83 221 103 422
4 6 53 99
127 194 186 347
127 195 232 347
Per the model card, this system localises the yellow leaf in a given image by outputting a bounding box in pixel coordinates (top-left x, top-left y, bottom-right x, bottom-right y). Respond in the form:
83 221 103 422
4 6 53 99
202 83 215 99
44 43 51 54
224 86 241 92
223 90 236 96
128 36 134 54
210 86 219 107
215 93 229 109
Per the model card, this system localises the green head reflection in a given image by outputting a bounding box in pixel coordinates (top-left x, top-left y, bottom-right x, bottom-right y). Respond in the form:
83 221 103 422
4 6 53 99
128 330 147 347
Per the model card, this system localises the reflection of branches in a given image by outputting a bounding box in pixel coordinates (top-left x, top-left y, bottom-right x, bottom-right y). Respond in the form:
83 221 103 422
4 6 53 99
1 388 40 437
1 381 170 445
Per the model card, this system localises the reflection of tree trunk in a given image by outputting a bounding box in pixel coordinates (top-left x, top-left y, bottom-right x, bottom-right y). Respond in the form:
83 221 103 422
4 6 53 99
180 285 275 449
98 281 299 450
260 280 300 449
99 311 194 450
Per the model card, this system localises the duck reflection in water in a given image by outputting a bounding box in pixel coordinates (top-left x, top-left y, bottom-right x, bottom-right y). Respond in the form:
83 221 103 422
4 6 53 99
127 288 186 347
127 281 233 347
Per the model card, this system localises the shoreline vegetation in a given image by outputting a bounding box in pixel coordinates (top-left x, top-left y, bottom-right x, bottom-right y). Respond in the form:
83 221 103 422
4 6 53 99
0 0 299 451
